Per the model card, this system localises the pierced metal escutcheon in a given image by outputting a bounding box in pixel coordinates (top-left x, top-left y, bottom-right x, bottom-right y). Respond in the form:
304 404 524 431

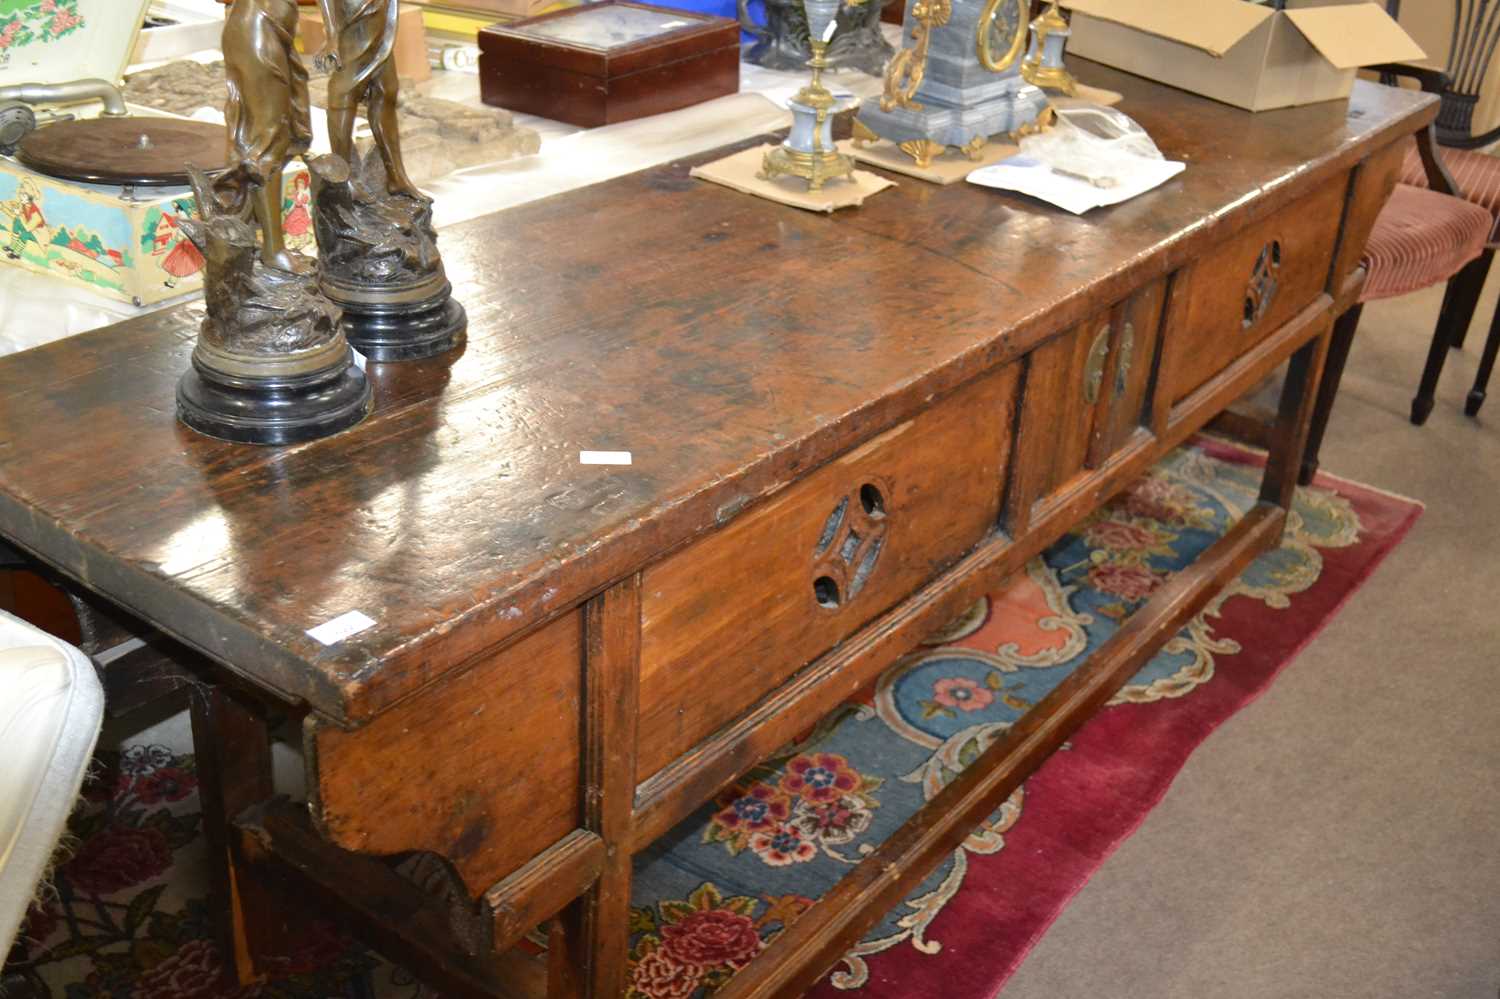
1083 321 1135 406
811 481 889 610
1243 240 1282 329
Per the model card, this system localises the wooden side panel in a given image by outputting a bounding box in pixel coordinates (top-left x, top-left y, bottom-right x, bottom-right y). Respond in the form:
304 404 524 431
1330 137 1408 296
306 613 583 899
1099 280 1168 456
1167 176 1347 405
1008 279 1167 525
635 364 1021 782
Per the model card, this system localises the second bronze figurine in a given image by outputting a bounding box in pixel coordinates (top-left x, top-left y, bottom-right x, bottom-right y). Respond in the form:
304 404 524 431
312 0 467 362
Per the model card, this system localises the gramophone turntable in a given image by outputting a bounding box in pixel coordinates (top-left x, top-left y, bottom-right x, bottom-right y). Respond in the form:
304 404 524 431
0 0 305 306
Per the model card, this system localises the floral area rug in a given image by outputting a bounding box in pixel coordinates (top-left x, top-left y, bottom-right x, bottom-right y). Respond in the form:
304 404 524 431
9 440 1421 999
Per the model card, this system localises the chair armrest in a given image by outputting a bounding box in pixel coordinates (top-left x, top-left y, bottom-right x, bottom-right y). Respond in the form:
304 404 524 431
1366 63 1461 197
1368 62 1448 94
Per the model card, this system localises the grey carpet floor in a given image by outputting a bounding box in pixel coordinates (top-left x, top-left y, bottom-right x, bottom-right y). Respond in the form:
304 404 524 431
997 282 1500 997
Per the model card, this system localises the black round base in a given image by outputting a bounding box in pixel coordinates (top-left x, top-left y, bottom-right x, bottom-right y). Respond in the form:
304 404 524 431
338 293 466 363
1466 389 1486 417
177 348 373 446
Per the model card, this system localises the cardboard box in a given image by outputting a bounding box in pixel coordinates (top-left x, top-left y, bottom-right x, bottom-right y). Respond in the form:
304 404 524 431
1063 0 1425 112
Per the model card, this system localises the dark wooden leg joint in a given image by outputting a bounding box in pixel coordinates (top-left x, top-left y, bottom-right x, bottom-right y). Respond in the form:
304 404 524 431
1300 304 1360 486
188 684 304 986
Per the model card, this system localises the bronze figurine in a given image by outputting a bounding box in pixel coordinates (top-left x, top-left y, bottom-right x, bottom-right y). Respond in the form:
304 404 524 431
314 0 421 200
175 0 371 445
309 0 466 362
221 0 314 271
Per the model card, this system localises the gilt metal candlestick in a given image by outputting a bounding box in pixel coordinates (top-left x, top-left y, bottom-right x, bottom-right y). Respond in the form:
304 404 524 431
1021 2 1077 96
759 0 857 191
176 0 370 445
311 0 466 362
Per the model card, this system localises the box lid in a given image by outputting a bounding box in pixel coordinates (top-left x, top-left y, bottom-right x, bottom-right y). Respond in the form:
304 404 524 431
1063 0 1422 66
1062 0 1272 58
480 1 737 78
0 0 153 89
1283 4 1424 69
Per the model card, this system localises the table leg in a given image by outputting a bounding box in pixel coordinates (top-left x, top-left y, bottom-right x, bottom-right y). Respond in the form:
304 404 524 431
560 576 642 998
1299 304 1360 486
1261 326 1332 512
188 684 302 986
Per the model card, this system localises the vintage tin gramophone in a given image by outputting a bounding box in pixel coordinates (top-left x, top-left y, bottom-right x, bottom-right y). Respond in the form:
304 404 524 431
853 0 1051 167
759 0 858 191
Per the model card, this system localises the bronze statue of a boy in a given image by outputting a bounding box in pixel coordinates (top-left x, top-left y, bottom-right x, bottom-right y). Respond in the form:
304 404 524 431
314 0 422 200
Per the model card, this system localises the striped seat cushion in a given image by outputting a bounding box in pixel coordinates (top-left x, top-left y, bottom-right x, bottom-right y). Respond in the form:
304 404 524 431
1401 141 1500 244
1360 183 1490 303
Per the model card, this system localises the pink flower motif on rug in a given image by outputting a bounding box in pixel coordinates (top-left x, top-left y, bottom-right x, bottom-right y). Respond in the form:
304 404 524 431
64 824 172 895
790 797 874 846
1121 474 1206 527
131 939 223 999
749 824 819 866
1087 562 1164 602
629 884 766 998
660 907 763 969
1084 518 1166 552
780 753 862 803
133 767 197 805
629 949 703 999
931 677 995 713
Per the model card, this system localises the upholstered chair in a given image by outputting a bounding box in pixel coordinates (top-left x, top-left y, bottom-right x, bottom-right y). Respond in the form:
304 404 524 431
0 610 104 990
1298 64 1492 484
1386 0 1500 417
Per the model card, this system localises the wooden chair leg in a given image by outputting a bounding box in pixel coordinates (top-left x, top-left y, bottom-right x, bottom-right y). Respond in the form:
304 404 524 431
1414 252 1489 424
1450 247 1494 351
1300 303 1361 486
1466 293 1500 416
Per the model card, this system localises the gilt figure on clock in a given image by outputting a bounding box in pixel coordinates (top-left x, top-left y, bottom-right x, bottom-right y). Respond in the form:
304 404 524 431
855 0 1048 167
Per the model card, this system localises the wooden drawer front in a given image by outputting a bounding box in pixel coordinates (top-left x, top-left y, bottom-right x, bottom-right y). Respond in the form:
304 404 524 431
636 363 1021 782
1009 281 1166 518
1168 177 1346 405
307 612 582 898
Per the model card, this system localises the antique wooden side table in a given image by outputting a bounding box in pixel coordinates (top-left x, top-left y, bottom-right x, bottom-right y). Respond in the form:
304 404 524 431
0 66 1433 998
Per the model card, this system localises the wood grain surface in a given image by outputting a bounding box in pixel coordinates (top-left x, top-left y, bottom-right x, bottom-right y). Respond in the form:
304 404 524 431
0 68 1435 728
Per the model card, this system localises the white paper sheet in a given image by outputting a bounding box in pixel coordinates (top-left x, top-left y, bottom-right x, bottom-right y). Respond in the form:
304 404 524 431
966 154 1186 215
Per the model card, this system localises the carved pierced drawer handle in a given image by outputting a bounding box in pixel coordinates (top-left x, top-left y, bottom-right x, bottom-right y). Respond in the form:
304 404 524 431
1083 321 1135 406
1243 240 1282 329
811 482 888 610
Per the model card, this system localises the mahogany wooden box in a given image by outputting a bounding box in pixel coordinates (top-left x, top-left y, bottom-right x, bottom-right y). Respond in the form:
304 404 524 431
477 1 739 128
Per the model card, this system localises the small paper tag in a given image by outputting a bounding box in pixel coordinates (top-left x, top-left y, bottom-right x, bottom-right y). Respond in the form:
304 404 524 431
580 450 632 465
307 610 376 646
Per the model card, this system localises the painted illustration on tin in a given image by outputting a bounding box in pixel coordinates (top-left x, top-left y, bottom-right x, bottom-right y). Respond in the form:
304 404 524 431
143 200 206 289
0 0 86 66
282 171 314 251
0 173 131 293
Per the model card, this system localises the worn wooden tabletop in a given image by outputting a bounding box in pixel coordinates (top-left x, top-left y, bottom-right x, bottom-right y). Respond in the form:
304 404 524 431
0 66 1432 724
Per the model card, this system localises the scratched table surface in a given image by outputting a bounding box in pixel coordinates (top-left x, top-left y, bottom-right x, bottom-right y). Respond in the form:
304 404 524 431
0 66 1429 725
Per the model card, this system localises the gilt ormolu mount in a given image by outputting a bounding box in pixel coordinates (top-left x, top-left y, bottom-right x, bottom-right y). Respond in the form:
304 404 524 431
313 0 466 361
176 0 370 445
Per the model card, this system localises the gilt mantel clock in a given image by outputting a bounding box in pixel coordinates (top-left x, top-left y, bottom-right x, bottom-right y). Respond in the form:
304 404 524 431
855 0 1048 166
